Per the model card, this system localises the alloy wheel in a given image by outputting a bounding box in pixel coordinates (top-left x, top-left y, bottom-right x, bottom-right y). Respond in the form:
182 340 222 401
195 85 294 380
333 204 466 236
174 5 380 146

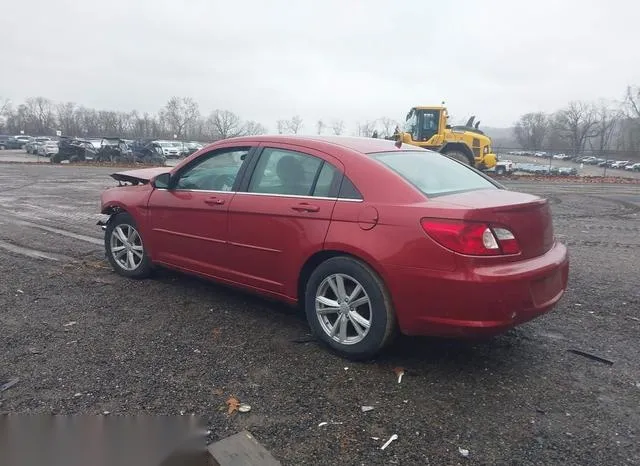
109 224 144 271
315 273 372 345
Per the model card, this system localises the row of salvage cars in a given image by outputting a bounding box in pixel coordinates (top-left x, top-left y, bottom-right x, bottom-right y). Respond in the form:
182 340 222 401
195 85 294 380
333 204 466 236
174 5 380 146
51 137 167 165
22 136 205 165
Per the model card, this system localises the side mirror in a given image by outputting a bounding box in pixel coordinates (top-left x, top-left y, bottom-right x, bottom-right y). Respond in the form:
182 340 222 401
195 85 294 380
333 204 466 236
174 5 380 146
152 172 171 189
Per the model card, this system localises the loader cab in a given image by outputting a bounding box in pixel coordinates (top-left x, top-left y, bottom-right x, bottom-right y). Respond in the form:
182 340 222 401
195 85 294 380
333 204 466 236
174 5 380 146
404 107 447 142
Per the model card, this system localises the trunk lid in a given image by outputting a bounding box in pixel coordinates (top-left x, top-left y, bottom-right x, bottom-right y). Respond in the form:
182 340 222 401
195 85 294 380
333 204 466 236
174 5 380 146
427 189 555 259
110 167 170 185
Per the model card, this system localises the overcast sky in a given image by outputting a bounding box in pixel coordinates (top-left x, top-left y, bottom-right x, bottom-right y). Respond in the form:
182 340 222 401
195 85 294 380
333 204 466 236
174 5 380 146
2 0 640 132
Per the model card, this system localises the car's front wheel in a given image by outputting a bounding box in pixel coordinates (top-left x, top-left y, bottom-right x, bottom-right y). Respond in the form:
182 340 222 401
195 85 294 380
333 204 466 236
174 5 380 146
304 256 397 360
104 212 152 278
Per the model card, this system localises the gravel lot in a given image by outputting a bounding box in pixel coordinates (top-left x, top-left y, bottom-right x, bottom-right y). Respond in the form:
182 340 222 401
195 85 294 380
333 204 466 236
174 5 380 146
1 163 639 465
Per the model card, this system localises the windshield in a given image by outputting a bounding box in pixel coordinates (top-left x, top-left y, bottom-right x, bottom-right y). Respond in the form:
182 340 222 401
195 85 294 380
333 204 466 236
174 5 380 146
370 150 498 197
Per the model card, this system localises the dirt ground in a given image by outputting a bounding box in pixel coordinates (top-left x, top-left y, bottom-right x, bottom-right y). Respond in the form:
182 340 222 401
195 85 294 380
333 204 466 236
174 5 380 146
0 163 638 465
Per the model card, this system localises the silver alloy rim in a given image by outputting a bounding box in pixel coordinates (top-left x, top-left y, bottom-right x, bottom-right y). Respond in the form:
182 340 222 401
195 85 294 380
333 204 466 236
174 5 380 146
315 273 372 345
109 224 144 271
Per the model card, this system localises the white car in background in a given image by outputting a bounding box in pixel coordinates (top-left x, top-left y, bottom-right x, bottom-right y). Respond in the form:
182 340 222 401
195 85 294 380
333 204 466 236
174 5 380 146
157 140 182 157
37 140 59 157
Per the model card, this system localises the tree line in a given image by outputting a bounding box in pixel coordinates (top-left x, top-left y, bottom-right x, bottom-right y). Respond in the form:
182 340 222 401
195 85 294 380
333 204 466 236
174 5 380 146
0 96 271 141
512 85 640 156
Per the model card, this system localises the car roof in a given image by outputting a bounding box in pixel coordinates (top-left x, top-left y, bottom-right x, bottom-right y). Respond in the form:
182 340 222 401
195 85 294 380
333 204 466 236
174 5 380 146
218 134 428 156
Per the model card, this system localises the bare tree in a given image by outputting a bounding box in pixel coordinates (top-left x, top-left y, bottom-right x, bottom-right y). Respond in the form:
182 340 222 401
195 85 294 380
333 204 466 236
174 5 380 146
553 101 600 155
0 97 10 115
316 120 325 135
378 117 399 138
208 109 244 139
160 97 200 139
276 119 288 134
625 85 640 118
244 121 267 136
288 115 303 134
513 112 549 150
331 119 345 135
56 102 78 136
356 121 375 137
25 97 56 134
590 101 620 155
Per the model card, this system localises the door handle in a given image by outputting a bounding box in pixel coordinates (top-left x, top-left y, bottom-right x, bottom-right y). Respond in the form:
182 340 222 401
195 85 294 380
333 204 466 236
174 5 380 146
204 197 225 205
291 203 320 213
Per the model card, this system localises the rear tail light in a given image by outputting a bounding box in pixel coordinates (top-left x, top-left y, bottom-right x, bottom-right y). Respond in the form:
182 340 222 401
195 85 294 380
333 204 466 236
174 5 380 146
420 218 521 256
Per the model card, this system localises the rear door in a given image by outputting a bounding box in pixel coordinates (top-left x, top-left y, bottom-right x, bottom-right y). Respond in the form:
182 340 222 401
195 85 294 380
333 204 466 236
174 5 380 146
226 143 344 297
146 145 255 278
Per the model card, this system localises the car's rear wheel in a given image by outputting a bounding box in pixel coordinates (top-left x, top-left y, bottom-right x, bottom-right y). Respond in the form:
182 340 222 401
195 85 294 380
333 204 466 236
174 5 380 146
105 212 152 278
304 256 397 360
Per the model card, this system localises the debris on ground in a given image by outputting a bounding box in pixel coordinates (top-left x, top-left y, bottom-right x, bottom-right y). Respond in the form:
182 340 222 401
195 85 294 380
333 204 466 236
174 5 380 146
63 321 77 327
1 378 19 392
238 404 252 413
371 437 380 440
211 327 221 339
207 430 282 466
393 367 405 384
627 316 640 322
27 347 41 354
16 289 24 294
226 396 241 415
380 434 398 450
73 392 82 397
213 388 224 396
567 349 614 366
459 447 470 457
318 422 328 427
361 406 374 413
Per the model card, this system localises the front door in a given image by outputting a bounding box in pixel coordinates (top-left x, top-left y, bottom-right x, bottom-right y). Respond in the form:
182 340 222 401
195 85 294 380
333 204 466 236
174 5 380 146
226 144 343 297
147 146 253 278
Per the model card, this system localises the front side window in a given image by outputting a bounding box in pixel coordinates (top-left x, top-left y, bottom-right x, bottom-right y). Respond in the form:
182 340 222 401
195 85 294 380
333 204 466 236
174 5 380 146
370 150 498 197
175 148 250 191
248 148 329 196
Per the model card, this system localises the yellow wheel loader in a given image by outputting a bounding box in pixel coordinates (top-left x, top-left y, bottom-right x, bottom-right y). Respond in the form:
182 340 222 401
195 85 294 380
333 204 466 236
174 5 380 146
390 106 497 170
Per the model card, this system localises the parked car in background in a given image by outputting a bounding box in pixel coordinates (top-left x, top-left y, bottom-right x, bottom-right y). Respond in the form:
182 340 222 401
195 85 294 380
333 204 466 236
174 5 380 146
0 135 18 149
0 135 28 149
37 140 59 157
624 162 640 172
551 166 578 176
14 135 30 147
98 135 569 360
157 140 182 157
25 136 52 154
181 141 204 157
611 160 630 169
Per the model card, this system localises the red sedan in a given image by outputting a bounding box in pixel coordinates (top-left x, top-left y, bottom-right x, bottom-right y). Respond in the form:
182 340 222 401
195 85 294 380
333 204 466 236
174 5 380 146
99 135 569 360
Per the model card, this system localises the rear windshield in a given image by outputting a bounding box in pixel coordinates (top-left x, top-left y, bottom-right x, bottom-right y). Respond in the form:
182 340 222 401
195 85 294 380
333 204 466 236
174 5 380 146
370 150 498 197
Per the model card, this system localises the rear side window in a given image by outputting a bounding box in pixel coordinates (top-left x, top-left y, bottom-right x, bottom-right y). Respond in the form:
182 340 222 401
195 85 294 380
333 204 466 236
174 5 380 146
370 150 498 197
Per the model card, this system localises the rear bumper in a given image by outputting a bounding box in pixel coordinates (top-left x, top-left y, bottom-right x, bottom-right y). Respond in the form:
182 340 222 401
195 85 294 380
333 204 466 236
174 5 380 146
384 241 569 338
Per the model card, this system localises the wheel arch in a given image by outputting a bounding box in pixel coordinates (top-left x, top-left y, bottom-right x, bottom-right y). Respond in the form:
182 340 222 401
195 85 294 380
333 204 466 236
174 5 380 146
296 248 392 308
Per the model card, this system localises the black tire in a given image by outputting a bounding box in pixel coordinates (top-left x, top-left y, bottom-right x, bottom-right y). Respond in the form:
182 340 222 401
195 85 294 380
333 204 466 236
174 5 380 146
304 256 397 360
496 166 506 175
104 212 152 279
443 150 472 165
